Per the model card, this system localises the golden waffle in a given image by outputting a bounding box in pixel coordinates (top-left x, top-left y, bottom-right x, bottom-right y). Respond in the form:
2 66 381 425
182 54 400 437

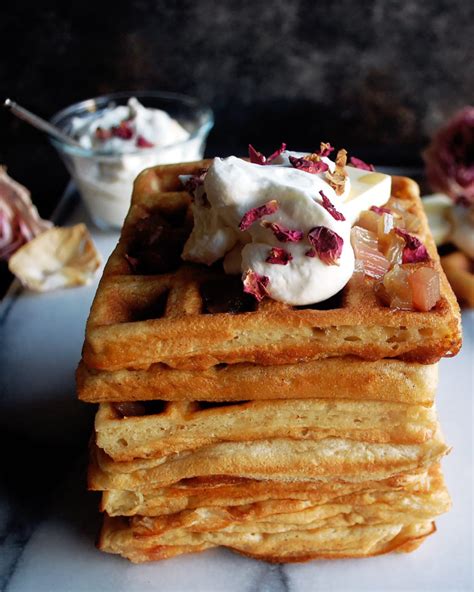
98 464 448 562
99 516 435 563
77 356 438 403
95 399 438 462
117 464 449 533
81 163 461 373
101 469 431 517
441 251 474 307
89 427 449 491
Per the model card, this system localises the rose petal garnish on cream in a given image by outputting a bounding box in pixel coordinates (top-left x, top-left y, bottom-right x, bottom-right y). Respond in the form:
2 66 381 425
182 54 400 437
266 247 293 265
136 135 155 148
395 228 430 264
349 156 375 171
111 120 134 140
306 226 344 265
239 200 279 231
248 143 287 165
261 221 304 242
319 190 346 221
242 269 269 301
289 155 329 174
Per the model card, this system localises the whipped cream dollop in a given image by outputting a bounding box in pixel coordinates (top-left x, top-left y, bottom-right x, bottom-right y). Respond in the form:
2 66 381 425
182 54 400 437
72 98 190 152
182 152 391 305
68 98 202 228
423 194 474 259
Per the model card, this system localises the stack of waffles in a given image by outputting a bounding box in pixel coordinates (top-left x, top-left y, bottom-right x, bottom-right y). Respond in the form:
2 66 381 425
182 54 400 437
77 161 462 563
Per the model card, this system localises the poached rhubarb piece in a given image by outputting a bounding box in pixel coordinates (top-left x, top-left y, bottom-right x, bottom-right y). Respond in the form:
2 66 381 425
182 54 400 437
408 266 440 312
380 264 440 311
351 226 390 279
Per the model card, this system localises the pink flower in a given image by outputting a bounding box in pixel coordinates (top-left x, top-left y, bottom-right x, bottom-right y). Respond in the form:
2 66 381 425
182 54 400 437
424 106 474 204
0 168 51 261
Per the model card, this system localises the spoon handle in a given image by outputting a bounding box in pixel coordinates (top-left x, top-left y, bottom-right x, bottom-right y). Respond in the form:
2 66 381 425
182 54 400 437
3 98 82 148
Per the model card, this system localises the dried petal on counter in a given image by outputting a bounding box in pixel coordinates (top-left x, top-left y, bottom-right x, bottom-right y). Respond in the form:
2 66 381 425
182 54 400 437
8 223 101 292
0 167 52 261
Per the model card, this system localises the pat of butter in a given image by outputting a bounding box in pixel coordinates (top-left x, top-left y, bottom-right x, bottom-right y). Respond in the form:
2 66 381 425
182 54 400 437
343 167 392 225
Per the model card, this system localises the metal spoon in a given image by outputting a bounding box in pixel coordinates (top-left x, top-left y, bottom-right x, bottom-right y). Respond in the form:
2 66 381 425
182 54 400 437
3 98 82 148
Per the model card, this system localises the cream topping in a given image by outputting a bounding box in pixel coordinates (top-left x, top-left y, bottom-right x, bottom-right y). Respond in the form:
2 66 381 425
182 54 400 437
182 153 391 305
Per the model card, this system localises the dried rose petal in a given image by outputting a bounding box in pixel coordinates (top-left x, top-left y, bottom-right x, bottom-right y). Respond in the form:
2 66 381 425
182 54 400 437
325 149 348 196
239 200 279 231
289 156 329 174
319 190 345 221
266 247 293 265
136 135 155 148
306 226 343 265
248 143 286 165
95 127 112 141
423 106 474 204
111 120 134 140
370 205 391 215
395 228 430 263
318 142 334 158
350 156 375 171
242 270 270 301
261 221 304 242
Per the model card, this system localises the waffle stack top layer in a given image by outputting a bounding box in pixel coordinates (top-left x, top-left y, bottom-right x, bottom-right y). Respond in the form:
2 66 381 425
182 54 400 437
78 161 461 391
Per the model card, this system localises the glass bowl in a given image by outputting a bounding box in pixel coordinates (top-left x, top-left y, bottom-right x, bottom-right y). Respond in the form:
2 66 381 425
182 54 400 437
49 91 214 228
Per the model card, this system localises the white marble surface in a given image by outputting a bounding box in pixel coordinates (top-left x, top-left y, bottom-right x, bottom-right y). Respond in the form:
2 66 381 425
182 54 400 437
0 195 473 592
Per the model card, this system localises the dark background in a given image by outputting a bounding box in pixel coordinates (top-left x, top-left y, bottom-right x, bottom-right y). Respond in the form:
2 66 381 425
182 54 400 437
1 0 473 218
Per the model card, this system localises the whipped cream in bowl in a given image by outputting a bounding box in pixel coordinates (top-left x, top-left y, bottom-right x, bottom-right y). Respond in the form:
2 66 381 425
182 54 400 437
50 92 213 228
182 146 392 306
